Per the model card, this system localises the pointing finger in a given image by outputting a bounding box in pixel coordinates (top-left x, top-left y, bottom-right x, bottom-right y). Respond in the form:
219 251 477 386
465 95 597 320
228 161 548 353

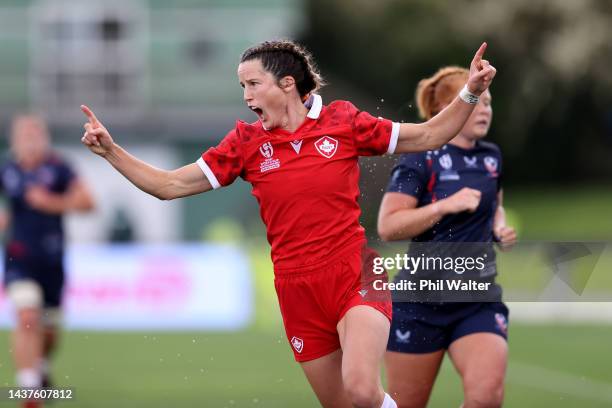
80 105 100 127
472 42 487 65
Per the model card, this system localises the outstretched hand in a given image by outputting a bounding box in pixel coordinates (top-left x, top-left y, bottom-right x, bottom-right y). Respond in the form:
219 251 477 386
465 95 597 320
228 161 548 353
80 105 115 157
467 42 497 95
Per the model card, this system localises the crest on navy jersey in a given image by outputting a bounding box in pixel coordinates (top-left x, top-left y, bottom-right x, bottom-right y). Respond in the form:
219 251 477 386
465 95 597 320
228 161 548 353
315 136 338 159
484 156 498 177
291 336 304 353
439 154 453 170
259 142 274 159
463 156 478 168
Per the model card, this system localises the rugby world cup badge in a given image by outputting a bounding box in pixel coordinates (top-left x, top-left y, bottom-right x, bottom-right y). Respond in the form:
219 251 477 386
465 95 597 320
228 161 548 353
439 153 460 181
259 142 273 158
439 153 453 170
259 142 280 173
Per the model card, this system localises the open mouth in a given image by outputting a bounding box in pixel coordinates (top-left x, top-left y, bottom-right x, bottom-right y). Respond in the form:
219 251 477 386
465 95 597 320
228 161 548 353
249 106 264 120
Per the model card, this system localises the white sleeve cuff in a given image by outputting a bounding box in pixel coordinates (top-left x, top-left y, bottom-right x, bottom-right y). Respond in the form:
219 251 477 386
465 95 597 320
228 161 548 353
387 122 400 154
196 157 221 190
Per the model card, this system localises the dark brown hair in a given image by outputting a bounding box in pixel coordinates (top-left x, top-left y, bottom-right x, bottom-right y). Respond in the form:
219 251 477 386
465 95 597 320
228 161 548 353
240 40 325 98
416 66 469 120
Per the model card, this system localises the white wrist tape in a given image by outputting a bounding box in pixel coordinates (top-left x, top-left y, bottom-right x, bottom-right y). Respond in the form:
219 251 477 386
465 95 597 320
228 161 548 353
459 85 479 104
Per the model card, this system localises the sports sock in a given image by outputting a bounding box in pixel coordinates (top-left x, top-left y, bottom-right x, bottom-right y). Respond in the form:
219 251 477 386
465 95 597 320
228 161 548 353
16 368 41 388
380 392 397 408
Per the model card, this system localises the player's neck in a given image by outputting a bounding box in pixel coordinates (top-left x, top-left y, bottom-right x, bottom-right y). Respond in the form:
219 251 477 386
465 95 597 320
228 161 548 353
449 134 476 150
279 99 308 133
16 155 46 171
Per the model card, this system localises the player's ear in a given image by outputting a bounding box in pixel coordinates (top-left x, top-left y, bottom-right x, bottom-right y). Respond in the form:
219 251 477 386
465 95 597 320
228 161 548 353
279 76 296 93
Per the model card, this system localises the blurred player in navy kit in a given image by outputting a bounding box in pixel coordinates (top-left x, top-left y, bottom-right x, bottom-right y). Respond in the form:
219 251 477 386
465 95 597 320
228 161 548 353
1 114 94 405
378 67 516 408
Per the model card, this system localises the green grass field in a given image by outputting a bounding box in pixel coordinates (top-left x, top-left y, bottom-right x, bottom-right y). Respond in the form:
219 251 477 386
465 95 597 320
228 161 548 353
1 188 611 407
504 187 612 241
1 324 612 407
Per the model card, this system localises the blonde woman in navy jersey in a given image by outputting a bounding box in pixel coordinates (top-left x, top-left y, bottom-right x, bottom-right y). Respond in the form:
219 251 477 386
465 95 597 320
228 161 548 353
379 67 516 408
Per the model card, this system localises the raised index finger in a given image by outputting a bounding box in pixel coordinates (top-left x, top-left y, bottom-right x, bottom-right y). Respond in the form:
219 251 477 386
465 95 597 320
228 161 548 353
80 105 100 127
472 42 488 64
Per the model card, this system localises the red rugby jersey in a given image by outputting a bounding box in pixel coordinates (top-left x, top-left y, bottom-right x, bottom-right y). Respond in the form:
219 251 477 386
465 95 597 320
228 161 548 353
197 94 399 269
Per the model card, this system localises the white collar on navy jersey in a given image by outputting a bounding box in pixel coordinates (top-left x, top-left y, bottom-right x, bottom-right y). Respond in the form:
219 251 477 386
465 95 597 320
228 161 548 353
305 94 322 119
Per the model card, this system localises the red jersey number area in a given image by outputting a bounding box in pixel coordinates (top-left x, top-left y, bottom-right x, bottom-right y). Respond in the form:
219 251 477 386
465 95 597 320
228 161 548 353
198 95 399 269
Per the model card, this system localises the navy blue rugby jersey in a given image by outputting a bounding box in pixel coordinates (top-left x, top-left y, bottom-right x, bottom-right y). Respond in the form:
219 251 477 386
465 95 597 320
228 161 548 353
387 141 502 243
386 141 503 300
0 154 75 260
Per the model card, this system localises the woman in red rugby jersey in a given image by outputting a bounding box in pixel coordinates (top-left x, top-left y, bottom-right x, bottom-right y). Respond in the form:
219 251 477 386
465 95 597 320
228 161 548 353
80 40 496 408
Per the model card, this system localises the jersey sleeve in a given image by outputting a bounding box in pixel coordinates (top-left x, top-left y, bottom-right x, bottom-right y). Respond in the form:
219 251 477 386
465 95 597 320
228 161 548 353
348 102 400 156
386 153 428 199
197 129 243 189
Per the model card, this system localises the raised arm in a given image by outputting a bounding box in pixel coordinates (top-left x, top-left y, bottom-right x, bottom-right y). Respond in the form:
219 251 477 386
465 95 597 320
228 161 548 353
394 42 497 153
80 105 212 200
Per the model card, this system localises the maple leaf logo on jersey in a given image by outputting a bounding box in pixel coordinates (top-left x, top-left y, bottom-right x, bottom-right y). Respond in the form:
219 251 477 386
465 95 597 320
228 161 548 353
290 336 304 353
315 136 339 159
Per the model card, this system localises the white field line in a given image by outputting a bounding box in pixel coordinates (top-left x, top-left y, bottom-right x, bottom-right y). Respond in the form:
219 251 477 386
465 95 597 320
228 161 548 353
507 302 612 323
